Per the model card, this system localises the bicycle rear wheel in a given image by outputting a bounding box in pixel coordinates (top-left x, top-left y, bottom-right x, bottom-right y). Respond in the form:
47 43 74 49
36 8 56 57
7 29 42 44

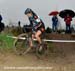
35 41 48 59
14 33 30 55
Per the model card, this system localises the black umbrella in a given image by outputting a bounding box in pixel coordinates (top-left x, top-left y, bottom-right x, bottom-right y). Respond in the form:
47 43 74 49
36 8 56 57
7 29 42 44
59 9 75 18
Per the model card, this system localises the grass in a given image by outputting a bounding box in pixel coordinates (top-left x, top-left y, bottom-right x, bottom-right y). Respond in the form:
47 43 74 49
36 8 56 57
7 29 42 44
0 33 14 49
0 32 54 53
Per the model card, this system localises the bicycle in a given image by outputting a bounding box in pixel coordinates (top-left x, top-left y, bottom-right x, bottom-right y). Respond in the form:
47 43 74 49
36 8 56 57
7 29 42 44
13 30 48 58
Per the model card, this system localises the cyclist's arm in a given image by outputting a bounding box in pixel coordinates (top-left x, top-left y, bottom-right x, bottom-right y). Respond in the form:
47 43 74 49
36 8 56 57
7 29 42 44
29 18 33 27
35 22 42 29
35 18 42 29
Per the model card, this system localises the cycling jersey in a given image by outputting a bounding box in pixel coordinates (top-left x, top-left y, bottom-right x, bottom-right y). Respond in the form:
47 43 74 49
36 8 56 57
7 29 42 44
29 15 45 33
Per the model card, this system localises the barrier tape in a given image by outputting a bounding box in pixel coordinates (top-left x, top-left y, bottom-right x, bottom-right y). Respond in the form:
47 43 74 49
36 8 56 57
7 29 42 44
7 35 75 43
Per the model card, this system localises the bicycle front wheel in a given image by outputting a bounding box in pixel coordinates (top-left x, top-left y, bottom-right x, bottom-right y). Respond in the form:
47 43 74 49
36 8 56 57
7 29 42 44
13 33 30 55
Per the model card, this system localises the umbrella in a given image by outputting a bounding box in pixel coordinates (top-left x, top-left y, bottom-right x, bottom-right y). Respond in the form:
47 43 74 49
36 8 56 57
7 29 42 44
59 9 75 18
49 11 59 16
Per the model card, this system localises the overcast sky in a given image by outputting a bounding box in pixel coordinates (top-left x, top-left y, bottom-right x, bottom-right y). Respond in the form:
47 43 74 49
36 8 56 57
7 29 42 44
0 0 75 29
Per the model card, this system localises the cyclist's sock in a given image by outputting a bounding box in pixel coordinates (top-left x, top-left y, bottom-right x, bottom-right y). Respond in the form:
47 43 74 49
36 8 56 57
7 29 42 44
39 43 43 52
39 43 43 46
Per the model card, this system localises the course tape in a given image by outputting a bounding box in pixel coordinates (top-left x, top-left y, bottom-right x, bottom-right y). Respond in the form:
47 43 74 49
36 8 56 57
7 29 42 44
7 36 75 43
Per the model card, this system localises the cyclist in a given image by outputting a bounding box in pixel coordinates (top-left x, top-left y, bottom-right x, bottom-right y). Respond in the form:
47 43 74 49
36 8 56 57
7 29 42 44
25 8 45 51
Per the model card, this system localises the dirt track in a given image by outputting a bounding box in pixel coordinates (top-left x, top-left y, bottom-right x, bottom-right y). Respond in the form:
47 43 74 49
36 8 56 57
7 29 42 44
0 34 75 71
0 48 75 71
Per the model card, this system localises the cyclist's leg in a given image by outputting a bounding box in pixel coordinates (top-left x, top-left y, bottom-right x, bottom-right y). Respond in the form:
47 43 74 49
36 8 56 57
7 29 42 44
23 37 33 54
29 34 35 48
23 34 35 54
35 27 45 44
35 30 42 44
35 30 45 52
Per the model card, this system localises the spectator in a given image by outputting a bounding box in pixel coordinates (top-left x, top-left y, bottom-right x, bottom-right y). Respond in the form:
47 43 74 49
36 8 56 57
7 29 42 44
52 15 58 32
64 14 72 33
0 15 5 32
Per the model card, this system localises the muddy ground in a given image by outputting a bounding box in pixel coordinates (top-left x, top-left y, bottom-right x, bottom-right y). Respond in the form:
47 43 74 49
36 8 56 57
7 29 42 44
0 34 75 71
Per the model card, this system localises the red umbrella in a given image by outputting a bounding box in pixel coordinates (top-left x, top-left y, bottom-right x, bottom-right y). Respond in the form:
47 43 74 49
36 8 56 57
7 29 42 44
49 11 59 16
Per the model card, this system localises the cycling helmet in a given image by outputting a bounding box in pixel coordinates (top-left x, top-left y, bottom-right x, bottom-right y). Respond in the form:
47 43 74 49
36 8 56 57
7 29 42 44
25 8 32 14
